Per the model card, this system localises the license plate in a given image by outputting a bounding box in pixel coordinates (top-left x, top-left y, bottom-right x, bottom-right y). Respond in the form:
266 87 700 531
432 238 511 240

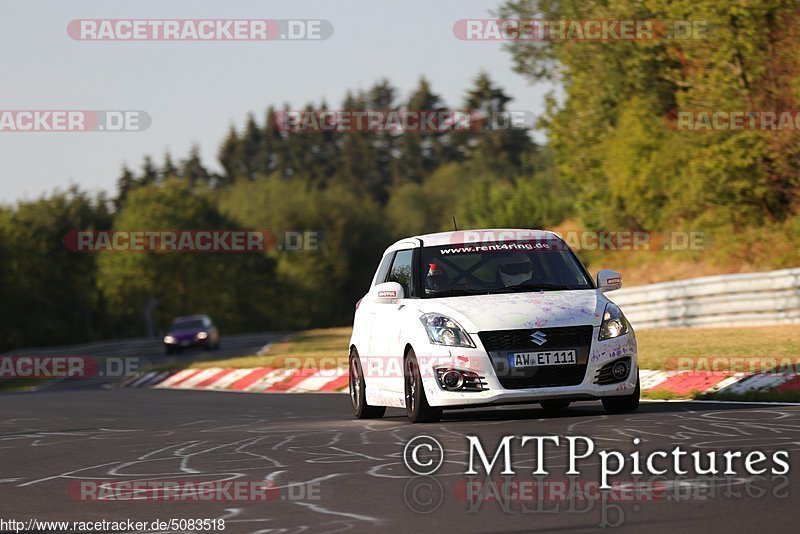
508 350 577 368
180 340 192 346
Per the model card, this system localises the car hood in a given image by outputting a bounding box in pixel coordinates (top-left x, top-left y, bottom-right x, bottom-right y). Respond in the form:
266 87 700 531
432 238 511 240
416 290 606 332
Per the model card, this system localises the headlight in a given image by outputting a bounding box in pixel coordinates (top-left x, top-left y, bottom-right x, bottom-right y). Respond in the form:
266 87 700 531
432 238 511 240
163 335 176 344
196 331 208 340
599 302 629 340
420 313 475 347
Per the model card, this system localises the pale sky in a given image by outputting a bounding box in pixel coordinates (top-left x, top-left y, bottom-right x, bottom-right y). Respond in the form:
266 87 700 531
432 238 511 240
0 0 555 204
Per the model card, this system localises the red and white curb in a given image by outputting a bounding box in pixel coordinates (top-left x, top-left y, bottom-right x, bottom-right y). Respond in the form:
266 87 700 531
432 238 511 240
121 368 800 397
121 367 348 393
639 370 800 396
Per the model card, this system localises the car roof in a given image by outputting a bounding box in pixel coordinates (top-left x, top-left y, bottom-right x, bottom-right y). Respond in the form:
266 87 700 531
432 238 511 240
173 315 209 322
385 228 559 251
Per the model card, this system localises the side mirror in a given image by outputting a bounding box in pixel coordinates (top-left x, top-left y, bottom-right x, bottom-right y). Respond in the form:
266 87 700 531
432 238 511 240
372 281 404 304
597 270 622 292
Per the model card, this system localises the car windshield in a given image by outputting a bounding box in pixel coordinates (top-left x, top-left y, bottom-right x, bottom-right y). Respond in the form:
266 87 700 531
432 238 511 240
420 239 593 298
171 319 205 330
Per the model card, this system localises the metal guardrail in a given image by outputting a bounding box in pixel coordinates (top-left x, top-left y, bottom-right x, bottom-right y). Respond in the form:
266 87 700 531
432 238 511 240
0 333 280 390
0 333 277 358
2 338 160 358
611 268 800 329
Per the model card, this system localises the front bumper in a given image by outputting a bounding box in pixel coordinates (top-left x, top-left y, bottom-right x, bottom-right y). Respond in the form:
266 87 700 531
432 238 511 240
164 338 206 348
418 326 638 407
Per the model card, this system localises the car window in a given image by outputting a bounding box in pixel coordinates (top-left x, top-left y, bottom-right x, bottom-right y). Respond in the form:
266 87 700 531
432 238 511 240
172 319 205 329
420 239 593 297
387 249 414 297
374 252 395 286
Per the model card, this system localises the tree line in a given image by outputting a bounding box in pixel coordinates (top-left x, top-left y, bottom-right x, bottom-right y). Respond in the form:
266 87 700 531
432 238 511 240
0 74 571 351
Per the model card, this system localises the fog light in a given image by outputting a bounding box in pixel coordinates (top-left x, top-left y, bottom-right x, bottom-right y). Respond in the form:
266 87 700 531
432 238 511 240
611 360 630 380
441 370 465 390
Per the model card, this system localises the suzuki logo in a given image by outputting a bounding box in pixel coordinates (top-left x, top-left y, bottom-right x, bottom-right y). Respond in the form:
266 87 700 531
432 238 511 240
531 331 547 346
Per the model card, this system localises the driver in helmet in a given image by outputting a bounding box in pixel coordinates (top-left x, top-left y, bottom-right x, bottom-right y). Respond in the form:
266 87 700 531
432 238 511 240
425 261 448 295
498 252 533 287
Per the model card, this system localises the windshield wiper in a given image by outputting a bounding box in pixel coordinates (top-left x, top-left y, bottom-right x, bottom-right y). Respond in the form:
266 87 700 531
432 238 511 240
427 288 486 298
496 282 573 293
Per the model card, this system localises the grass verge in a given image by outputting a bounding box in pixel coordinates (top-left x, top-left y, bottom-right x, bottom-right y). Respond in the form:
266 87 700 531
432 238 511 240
634 325 799 371
191 327 352 370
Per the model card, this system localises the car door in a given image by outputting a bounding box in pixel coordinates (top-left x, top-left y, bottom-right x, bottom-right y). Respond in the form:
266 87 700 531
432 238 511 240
370 247 417 397
357 251 393 387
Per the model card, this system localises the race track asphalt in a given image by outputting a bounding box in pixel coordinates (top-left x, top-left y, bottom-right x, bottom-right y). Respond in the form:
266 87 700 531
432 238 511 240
1 386 799 533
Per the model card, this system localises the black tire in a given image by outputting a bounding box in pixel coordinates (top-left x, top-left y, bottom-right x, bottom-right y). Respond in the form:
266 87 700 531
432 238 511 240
405 349 442 423
165 346 177 355
349 349 385 419
540 400 571 412
602 374 641 414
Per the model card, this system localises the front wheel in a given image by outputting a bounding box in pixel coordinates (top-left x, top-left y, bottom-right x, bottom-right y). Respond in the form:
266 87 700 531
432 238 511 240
405 349 442 423
602 374 640 414
349 349 385 419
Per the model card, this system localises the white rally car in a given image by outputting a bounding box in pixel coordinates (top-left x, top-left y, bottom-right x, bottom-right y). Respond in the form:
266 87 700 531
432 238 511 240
348 229 639 423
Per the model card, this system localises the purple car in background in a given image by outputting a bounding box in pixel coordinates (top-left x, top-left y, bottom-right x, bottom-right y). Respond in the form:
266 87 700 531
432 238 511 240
163 315 220 354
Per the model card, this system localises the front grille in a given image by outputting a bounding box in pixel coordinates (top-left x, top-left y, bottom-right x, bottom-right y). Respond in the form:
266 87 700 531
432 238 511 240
479 326 594 352
479 326 594 390
498 364 588 389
